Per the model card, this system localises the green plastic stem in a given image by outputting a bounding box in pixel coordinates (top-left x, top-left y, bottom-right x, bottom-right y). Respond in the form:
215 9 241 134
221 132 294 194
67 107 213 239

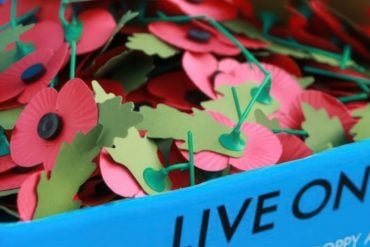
340 45 351 69
236 73 272 133
10 0 17 28
0 8 39 32
187 131 195 186
304 66 370 92
69 40 77 79
231 87 242 119
59 0 69 27
272 128 308 137
338 93 368 104
163 162 189 174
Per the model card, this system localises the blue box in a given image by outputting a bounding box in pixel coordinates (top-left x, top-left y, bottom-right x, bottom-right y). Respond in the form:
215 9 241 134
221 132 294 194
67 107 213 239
0 140 369 246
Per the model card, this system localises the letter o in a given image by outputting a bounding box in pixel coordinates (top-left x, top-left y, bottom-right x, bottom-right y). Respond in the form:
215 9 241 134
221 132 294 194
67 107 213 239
292 179 332 219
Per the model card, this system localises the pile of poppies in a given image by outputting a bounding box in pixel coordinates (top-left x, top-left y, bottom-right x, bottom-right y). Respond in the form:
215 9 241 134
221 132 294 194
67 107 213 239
0 0 369 221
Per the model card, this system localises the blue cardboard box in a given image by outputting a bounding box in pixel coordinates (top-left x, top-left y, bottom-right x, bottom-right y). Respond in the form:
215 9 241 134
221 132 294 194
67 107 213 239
0 140 369 246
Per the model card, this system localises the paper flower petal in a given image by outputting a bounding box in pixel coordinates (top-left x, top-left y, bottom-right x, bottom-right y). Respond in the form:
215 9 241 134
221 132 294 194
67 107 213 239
277 90 355 133
215 61 303 111
277 134 313 163
183 51 218 99
56 78 98 143
0 155 16 173
17 171 41 221
0 166 42 192
160 0 238 21
147 71 199 111
10 88 58 167
18 21 64 52
228 123 282 171
77 8 116 54
99 150 144 198
149 21 240 55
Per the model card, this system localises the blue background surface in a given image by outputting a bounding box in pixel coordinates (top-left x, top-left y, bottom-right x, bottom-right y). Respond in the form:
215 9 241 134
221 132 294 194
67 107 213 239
0 140 369 247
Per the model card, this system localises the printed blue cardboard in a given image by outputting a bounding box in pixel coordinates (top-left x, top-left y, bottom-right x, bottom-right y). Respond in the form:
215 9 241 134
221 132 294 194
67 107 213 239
0 140 369 247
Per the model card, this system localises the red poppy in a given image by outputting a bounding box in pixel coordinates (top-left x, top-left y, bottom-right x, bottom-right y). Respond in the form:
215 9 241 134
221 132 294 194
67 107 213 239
76 178 117 207
214 60 303 111
183 51 218 99
11 21 65 52
0 165 42 192
146 71 201 111
76 8 116 55
99 150 145 198
260 54 302 77
276 134 312 163
0 155 16 174
10 78 98 171
309 0 370 59
178 112 282 171
149 21 240 55
275 90 355 134
17 170 40 221
157 0 238 21
0 44 68 104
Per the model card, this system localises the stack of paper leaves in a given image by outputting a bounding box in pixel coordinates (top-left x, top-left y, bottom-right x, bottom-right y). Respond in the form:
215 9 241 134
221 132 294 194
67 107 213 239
0 0 369 221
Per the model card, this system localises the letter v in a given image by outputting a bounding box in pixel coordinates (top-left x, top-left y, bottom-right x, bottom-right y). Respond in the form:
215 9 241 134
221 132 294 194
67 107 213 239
217 198 252 242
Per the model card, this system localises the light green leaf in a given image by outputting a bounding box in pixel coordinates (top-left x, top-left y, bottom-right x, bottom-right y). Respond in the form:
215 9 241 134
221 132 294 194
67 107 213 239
301 103 347 153
33 126 102 219
0 107 23 130
254 109 281 129
98 97 143 147
138 104 243 157
297 76 315 89
201 83 280 123
350 105 370 141
0 24 34 51
92 80 115 103
107 128 170 194
126 33 179 58
95 50 154 93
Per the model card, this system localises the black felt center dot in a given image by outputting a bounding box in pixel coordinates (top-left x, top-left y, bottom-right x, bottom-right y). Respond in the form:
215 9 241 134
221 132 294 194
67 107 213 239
37 113 63 140
187 28 211 43
21 63 46 84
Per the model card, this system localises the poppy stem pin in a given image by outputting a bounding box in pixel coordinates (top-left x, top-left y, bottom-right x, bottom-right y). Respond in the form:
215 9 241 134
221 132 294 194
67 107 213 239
0 126 10 157
59 0 83 79
143 131 196 192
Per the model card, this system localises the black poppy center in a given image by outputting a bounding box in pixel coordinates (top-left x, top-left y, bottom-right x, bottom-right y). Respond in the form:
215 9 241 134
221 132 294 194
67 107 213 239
37 113 63 140
21 63 46 84
187 28 211 43
186 0 203 3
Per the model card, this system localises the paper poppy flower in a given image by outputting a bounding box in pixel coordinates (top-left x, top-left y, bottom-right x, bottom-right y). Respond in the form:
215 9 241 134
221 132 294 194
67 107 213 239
260 54 302 78
183 51 219 99
275 90 355 133
177 112 282 171
99 150 145 198
0 155 16 174
12 21 65 52
309 0 370 59
76 8 116 55
214 60 303 111
149 21 240 56
146 71 202 111
10 78 98 171
157 0 238 21
0 44 68 104
0 165 42 192
276 134 312 163
17 170 41 221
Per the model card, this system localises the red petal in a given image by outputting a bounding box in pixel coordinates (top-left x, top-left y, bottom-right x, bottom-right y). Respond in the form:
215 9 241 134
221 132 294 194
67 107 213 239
277 134 313 163
183 51 218 99
10 88 58 168
17 170 41 221
99 150 144 198
77 8 116 54
56 78 98 144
